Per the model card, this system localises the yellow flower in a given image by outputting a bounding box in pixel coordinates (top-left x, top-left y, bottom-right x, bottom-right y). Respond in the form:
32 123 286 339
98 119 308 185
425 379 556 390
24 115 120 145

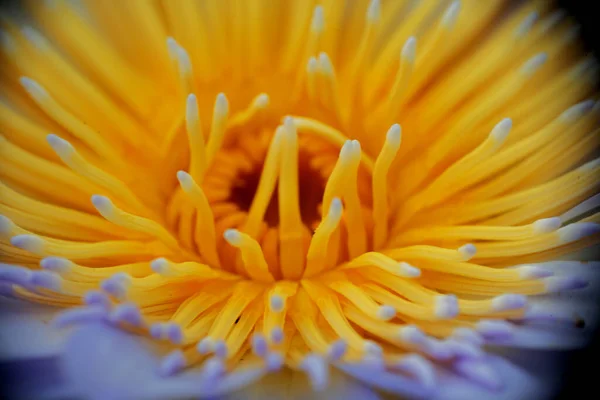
0 0 599 396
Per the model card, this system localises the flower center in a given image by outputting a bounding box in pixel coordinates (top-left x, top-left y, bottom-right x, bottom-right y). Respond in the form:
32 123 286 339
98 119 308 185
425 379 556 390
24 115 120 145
226 144 327 228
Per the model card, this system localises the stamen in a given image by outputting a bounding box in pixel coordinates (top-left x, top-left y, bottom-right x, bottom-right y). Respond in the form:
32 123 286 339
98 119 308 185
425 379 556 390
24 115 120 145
228 93 270 129
434 295 459 319
328 279 396 321
278 117 305 279
10 234 45 255
46 135 149 215
19 77 120 162
243 127 284 237
347 0 381 102
251 333 268 357
224 229 274 282
166 38 194 95
91 195 179 249
109 302 144 327
185 94 207 181
316 53 344 123
514 11 539 39
385 36 416 114
344 253 421 278
306 57 318 102
373 124 402 248
327 339 348 361
205 93 229 167
177 171 220 267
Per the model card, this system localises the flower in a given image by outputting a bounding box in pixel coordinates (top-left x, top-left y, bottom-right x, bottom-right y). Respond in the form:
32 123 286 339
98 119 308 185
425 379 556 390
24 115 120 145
0 0 599 399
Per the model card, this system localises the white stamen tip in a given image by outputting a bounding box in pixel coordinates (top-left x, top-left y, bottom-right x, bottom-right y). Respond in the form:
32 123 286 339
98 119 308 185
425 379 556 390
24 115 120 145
251 333 268 357
318 52 333 74
518 265 553 279
452 327 484 347
327 339 347 361
476 320 513 340
0 215 14 236
265 352 284 371
166 37 178 59
367 0 381 23
40 257 73 273
363 340 383 356
520 53 547 77
434 295 459 319
311 5 324 32
269 294 285 312
175 47 192 75
159 350 185 377
213 339 228 358
490 118 512 145
46 134 74 156
10 234 44 254
396 354 436 388
377 305 396 321
386 124 402 147
254 93 269 108
283 115 296 134
515 11 539 38
579 157 600 173
458 244 477 260
398 325 426 344
30 271 62 291
560 99 595 123
398 262 421 277
202 357 225 380
340 140 354 160
307 56 318 73
351 139 361 155
442 1 461 28
186 93 198 114
558 222 600 244
150 258 170 274
532 217 562 234
176 170 194 190
544 275 588 293
90 195 114 216
270 327 284 344
21 26 48 49
491 294 527 311
215 93 229 117
19 76 48 99
223 229 242 245
197 338 213 354
401 36 417 63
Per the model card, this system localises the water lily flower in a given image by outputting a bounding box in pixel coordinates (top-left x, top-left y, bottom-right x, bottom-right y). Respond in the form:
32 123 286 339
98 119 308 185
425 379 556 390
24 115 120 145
0 0 599 399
